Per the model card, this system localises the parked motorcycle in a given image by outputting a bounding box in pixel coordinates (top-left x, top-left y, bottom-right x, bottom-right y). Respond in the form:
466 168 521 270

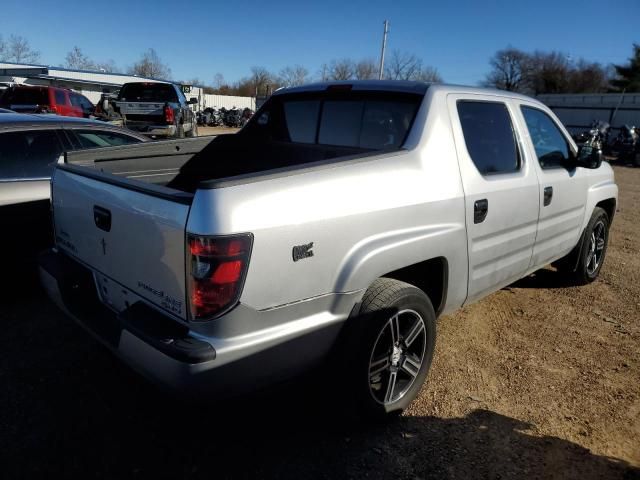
240 107 254 127
573 120 610 150
223 107 243 127
611 124 639 165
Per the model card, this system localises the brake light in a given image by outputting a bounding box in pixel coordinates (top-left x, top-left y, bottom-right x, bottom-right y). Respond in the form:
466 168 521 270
187 234 253 320
164 104 175 124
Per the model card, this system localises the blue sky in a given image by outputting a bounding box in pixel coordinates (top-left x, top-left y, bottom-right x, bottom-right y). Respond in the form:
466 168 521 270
1 0 638 85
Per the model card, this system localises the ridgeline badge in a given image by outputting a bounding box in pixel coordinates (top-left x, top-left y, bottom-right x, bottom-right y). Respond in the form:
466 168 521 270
292 242 314 262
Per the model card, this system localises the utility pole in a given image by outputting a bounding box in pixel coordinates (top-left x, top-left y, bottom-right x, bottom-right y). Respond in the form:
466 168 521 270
378 20 389 80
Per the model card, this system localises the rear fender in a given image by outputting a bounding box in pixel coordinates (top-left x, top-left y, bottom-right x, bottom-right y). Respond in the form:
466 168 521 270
334 223 467 315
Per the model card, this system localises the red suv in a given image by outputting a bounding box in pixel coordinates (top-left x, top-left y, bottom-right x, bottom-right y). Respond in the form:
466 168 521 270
0 85 94 118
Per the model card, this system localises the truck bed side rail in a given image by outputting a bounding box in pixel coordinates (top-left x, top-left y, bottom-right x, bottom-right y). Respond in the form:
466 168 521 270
61 136 215 187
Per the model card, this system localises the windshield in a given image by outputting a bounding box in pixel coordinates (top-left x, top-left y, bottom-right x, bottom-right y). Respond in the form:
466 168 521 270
118 83 178 102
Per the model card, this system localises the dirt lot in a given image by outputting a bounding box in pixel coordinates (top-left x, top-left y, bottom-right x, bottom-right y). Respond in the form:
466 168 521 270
1 164 638 479
198 126 240 136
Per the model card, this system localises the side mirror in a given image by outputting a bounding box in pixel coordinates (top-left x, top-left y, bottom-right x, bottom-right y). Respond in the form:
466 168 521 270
576 145 603 169
188 97 198 105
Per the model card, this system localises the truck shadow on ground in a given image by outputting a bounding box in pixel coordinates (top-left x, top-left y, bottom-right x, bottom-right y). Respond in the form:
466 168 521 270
507 267 581 290
2 289 638 479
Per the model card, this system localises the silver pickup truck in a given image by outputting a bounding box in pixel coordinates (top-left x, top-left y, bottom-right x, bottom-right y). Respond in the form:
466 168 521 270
40 81 618 417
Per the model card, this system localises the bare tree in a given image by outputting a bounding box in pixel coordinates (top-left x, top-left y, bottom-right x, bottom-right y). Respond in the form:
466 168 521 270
128 48 171 79
318 63 330 81
568 59 611 93
0 35 40 63
385 51 421 80
278 65 309 87
483 47 530 92
384 50 441 83
354 59 378 80
329 58 355 80
415 66 443 83
485 46 613 94
527 51 571 95
64 46 95 70
213 73 226 89
248 66 276 95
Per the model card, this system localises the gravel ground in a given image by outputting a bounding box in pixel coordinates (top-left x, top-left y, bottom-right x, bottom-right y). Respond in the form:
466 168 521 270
1 164 638 479
197 126 240 136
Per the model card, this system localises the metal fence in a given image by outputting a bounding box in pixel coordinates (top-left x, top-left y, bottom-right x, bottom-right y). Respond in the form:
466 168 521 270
196 92 255 110
538 93 640 136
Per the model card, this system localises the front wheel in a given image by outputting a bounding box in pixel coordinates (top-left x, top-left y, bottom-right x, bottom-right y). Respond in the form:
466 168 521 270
573 207 610 284
346 278 436 418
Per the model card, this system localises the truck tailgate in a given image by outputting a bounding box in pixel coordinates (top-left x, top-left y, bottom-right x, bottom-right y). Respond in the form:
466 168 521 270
116 101 164 116
52 168 190 320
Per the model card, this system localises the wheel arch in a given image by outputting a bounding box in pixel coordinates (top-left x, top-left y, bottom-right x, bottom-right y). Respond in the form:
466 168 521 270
596 198 616 224
380 257 449 317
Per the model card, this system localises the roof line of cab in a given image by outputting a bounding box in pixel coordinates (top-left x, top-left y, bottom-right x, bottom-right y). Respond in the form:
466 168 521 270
0 113 126 128
273 80 537 102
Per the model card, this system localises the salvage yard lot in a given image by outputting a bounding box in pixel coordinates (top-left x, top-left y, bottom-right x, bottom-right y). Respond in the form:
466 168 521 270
1 164 638 479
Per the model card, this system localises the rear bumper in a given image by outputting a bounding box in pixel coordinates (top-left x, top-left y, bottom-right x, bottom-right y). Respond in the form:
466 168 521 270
39 249 357 398
125 123 177 137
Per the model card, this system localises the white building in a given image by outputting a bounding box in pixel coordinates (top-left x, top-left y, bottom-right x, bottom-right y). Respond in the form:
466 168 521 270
0 62 255 110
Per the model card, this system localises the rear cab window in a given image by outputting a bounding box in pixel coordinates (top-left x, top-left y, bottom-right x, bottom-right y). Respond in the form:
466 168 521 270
456 100 521 175
247 90 422 150
118 83 178 103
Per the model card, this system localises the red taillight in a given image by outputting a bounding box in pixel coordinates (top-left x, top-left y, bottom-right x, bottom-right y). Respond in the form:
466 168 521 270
187 234 252 320
164 104 175 124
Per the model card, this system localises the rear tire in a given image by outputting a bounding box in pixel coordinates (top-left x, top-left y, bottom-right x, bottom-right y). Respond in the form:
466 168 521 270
186 122 197 137
344 278 436 419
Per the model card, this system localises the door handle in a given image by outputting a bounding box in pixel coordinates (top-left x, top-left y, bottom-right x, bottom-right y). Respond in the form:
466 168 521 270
94 205 112 232
544 186 553 206
474 199 488 224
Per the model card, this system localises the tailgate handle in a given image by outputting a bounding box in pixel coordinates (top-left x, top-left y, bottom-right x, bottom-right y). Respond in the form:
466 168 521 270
93 206 112 232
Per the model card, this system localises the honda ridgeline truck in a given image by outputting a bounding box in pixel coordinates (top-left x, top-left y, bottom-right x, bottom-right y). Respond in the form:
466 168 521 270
40 81 617 417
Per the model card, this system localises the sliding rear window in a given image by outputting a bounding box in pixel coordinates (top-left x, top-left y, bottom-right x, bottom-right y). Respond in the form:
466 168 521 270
249 91 423 150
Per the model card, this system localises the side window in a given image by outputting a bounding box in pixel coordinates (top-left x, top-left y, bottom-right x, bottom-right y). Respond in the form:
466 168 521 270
72 129 143 148
54 90 66 106
0 130 64 179
520 107 571 169
69 93 81 106
457 101 520 175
